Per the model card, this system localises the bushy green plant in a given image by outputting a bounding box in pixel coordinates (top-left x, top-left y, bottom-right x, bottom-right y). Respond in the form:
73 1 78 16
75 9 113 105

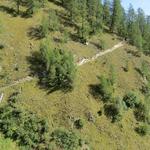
99 39 106 50
74 119 84 129
105 103 122 122
26 0 46 16
0 93 50 149
98 75 114 102
109 65 116 86
135 124 150 136
40 16 49 37
61 29 70 43
48 10 60 31
124 60 129 72
134 102 150 122
51 129 79 150
40 39 76 90
123 92 139 108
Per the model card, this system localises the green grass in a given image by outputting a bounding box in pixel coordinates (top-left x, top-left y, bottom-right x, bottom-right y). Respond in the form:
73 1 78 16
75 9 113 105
0 134 19 150
0 0 150 150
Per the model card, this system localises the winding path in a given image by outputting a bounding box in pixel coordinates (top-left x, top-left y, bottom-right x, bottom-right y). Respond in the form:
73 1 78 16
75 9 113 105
0 42 124 91
77 42 124 66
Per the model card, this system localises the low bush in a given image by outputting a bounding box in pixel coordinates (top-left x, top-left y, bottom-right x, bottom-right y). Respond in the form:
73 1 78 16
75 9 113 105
99 39 106 50
135 124 150 136
40 16 49 38
51 129 80 150
61 30 70 43
74 119 84 129
123 92 139 108
0 93 50 149
98 75 114 102
0 44 4 49
104 97 124 122
134 102 150 122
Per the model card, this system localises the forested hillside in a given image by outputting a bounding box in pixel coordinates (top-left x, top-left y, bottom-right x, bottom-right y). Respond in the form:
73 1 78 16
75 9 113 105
0 0 150 150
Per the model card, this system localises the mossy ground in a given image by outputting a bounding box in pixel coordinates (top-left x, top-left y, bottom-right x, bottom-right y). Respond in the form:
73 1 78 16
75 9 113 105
0 0 150 150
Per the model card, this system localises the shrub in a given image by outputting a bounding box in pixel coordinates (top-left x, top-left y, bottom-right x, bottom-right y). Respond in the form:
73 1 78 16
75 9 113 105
40 39 76 90
134 102 149 122
40 16 49 37
0 93 50 149
104 102 122 122
61 29 70 43
26 0 46 16
48 10 60 31
109 65 116 86
74 119 84 129
51 129 79 150
135 124 150 136
0 44 4 49
98 75 114 102
99 39 106 50
123 92 139 108
123 60 129 72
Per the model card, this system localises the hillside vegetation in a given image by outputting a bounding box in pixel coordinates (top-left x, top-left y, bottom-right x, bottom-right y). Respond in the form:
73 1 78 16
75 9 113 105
0 0 150 150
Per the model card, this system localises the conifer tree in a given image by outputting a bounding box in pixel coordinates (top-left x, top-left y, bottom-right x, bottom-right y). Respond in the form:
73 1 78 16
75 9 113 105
40 38 76 90
110 0 123 33
103 0 111 26
137 8 146 35
87 0 103 33
78 0 90 43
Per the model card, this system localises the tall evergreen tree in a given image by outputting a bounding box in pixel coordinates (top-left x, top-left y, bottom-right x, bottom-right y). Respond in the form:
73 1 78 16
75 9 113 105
103 0 111 26
118 8 128 38
110 0 123 33
127 5 143 49
137 8 146 35
77 0 90 43
143 16 150 53
87 0 103 33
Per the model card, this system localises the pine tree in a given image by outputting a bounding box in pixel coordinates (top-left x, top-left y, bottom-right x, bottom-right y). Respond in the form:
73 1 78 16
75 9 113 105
87 0 102 33
103 0 111 26
118 8 128 38
127 5 143 49
40 38 76 90
110 0 123 33
78 0 90 43
143 16 150 54
137 8 146 35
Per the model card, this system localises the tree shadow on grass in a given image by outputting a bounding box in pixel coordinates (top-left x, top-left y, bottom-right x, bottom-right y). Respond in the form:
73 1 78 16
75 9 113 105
26 51 73 94
27 26 44 40
48 0 62 7
88 84 101 100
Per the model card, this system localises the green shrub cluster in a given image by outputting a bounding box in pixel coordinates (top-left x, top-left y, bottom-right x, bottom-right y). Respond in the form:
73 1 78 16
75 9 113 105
104 97 125 122
74 119 84 129
98 75 114 102
0 93 50 149
0 93 84 149
123 92 139 108
134 102 149 122
135 124 150 136
40 10 60 37
40 39 76 90
51 129 80 150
